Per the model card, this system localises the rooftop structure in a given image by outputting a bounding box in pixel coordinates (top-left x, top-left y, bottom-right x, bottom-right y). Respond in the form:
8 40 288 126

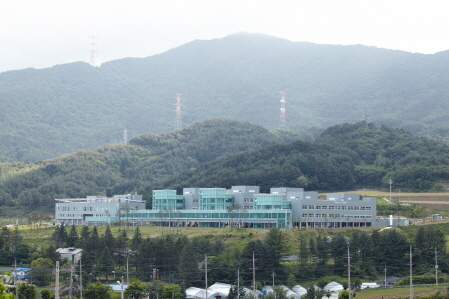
56 247 83 264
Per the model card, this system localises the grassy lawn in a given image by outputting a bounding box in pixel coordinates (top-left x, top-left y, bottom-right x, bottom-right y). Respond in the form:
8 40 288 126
356 286 441 299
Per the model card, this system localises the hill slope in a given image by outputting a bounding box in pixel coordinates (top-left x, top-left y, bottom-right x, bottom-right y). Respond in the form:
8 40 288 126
0 119 283 215
2 33 449 162
146 122 449 195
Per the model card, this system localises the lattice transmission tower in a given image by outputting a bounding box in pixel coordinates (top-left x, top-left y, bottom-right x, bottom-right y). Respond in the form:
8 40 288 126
123 129 128 146
174 93 183 130
279 91 287 128
89 35 98 67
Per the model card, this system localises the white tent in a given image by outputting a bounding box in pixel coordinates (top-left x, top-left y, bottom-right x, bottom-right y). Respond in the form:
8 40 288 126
292 285 307 296
209 283 233 296
243 287 262 297
280 285 302 299
186 287 204 297
323 282 343 292
185 287 225 299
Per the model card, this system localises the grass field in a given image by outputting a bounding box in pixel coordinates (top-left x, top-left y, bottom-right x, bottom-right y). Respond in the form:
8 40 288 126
356 285 442 299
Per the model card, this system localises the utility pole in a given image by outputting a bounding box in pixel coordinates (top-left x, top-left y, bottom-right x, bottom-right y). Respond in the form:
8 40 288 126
347 246 351 299
410 245 414 299
126 253 129 286
271 270 275 286
237 268 241 299
384 265 387 288
55 261 60 299
205 255 208 299
80 257 83 299
14 259 18 299
252 252 256 299
120 276 124 299
436 247 439 288
70 262 73 299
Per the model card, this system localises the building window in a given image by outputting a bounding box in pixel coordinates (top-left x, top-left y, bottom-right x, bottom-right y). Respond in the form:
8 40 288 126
302 205 307 209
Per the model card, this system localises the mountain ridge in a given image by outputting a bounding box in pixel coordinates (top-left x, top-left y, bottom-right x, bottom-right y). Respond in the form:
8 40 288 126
2 33 449 162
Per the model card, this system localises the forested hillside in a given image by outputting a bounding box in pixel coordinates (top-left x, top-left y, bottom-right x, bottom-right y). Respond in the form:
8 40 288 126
147 122 449 196
1 120 449 216
0 119 288 215
2 33 449 162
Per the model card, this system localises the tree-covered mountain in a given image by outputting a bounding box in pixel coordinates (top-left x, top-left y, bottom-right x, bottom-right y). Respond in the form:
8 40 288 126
2 33 449 162
147 122 449 197
2 119 449 216
0 119 291 215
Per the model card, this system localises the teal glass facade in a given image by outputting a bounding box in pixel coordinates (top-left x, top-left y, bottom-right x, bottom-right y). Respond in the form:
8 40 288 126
253 194 291 210
152 190 185 210
199 188 234 210
85 208 292 229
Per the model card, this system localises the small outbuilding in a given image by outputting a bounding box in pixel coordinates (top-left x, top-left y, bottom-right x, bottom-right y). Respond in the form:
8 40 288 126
56 247 83 264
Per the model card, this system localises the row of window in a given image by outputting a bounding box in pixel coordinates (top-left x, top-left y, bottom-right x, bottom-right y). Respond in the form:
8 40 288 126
301 213 372 219
59 213 110 218
58 206 119 212
301 205 372 211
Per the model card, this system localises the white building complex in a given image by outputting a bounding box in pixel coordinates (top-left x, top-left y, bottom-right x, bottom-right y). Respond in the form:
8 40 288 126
55 186 408 228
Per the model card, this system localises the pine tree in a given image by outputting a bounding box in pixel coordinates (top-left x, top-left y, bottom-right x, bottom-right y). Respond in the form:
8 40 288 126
66 225 78 247
96 247 114 281
102 226 115 249
76 226 90 249
264 228 284 261
114 229 128 268
130 227 142 251
178 241 201 288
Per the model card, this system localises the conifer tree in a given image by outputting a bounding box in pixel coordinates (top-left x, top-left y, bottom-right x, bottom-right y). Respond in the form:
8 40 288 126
178 241 201 288
66 225 78 247
96 247 114 281
102 226 115 249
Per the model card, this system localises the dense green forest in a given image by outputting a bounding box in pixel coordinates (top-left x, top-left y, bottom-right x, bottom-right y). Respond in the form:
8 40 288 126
0 119 295 215
147 122 449 197
2 33 449 162
1 119 449 216
2 223 448 298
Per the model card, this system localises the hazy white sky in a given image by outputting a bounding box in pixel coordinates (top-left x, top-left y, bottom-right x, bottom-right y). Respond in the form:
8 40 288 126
1 0 448 73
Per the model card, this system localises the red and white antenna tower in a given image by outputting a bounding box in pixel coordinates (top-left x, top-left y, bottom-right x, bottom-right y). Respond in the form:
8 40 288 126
174 93 183 130
89 35 98 67
279 91 287 128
